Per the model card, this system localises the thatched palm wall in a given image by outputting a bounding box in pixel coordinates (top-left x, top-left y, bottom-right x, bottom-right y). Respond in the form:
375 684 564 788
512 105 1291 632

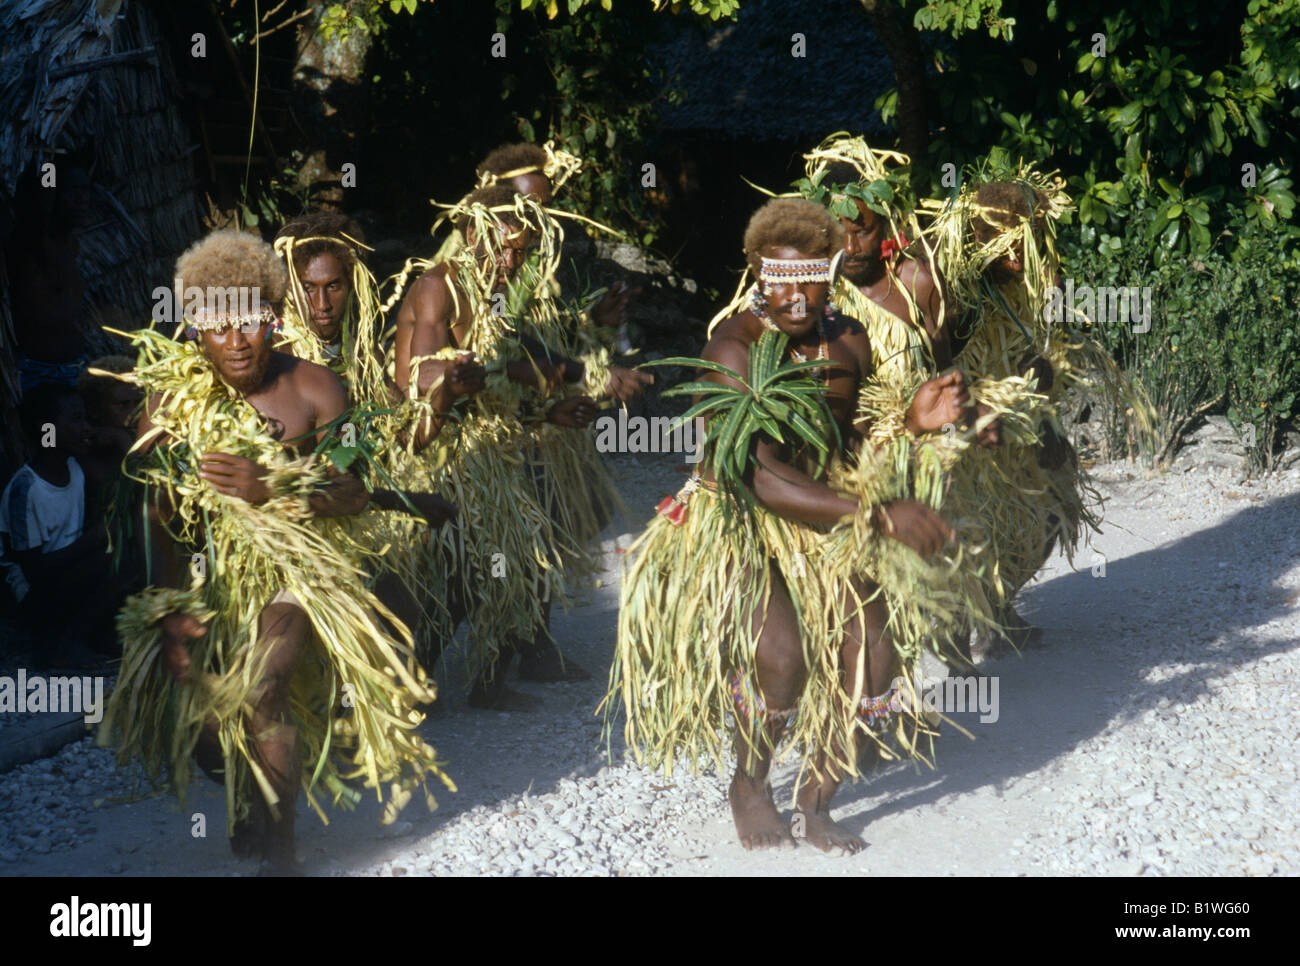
1 0 200 467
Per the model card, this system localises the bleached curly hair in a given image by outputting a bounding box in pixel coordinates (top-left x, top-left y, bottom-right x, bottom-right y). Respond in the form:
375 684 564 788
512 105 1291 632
742 198 842 277
174 229 288 306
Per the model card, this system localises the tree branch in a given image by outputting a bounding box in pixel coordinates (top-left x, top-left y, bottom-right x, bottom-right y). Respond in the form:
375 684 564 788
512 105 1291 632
252 6 313 42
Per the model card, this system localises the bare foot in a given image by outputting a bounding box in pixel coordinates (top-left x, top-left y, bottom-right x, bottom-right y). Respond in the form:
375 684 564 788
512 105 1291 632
729 775 795 851
794 807 865 855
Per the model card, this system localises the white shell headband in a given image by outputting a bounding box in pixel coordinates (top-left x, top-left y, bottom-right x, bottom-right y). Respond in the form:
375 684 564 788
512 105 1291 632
186 302 277 332
759 256 832 285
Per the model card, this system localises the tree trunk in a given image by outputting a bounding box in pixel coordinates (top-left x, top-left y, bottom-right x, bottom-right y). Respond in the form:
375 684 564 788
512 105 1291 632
858 0 930 173
292 3 372 209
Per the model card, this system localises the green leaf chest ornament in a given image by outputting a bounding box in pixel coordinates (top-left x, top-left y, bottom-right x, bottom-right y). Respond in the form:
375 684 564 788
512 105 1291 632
642 329 841 521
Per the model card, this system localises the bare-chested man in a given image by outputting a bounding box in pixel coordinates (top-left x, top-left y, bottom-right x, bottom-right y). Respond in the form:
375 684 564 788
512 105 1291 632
118 230 445 873
393 182 649 706
272 212 479 659
468 145 647 683
951 178 1087 648
616 199 972 852
821 158 1002 451
813 152 1002 663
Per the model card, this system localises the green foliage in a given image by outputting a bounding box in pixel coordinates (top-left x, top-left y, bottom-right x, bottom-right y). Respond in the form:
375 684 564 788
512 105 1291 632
518 0 739 17
236 152 312 232
504 4 675 242
643 330 839 520
333 0 738 31
331 0 733 243
905 0 1015 40
1061 214 1300 472
794 167 909 220
662 0 740 18
895 1 1298 260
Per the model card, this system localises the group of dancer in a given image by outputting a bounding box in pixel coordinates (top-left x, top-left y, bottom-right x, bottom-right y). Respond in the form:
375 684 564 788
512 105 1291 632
90 133 1125 871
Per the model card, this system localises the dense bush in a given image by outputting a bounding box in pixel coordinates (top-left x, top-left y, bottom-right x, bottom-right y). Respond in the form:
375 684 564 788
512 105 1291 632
1060 210 1300 472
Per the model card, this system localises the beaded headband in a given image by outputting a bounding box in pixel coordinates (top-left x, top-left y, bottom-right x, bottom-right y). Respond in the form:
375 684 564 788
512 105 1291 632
759 256 832 285
185 302 277 333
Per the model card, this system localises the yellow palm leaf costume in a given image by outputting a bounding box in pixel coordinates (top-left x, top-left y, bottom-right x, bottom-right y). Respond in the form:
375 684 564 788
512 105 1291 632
920 166 1114 598
98 329 452 834
382 193 612 678
273 230 454 654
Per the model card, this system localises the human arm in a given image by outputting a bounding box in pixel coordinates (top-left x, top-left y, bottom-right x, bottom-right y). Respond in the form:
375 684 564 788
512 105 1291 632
508 333 654 402
899 258 954 370
704 334 953 556
397 351 485 453
197 365 368 518
904 369 972 435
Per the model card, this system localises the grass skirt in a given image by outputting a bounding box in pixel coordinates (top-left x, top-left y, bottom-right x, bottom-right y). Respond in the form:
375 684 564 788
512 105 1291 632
610 474 974 788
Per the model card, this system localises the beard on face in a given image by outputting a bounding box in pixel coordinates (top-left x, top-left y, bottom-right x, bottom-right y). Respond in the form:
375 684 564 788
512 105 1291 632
840 258 874 284
212 346 271 394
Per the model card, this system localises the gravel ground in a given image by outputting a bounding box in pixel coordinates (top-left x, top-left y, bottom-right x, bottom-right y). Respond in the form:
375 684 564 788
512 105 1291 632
2 452 1297 876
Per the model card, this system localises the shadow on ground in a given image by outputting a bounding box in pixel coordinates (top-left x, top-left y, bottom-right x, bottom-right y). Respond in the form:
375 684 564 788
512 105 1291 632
789 489 1300 839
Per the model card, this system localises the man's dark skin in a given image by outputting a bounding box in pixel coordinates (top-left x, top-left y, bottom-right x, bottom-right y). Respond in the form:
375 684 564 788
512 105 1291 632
497 166 646 677
282 244 474 676
511 171 551 205
393 215 646 706
707 244 971 853
297 251 352 344
838 200 1003 449
839 200 1004 666
289 248 484 450
394 220 648 407
838 200 951 366
146 314 405 873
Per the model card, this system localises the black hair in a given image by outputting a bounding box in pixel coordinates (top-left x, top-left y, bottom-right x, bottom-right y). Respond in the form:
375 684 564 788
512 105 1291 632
19 383 79 443
475 143 548 182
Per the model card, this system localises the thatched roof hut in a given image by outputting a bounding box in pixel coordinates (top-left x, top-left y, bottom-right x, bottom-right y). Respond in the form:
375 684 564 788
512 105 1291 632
0 0 201 469
652 0 893 141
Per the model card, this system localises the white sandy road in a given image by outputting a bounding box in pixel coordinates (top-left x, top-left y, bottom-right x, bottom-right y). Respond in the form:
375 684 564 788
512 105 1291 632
1 455 1297 876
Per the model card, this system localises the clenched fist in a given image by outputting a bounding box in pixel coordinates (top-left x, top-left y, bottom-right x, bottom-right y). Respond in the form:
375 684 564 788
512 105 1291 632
906 370 971 435
548 395 599 429
871 500 955 559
